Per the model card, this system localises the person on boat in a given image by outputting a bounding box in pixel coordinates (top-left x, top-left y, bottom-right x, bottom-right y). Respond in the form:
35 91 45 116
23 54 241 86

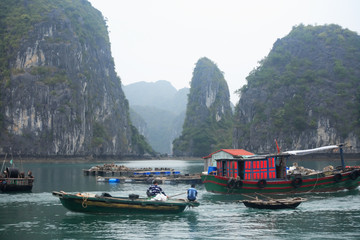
187 184 198 201
147 180 167 198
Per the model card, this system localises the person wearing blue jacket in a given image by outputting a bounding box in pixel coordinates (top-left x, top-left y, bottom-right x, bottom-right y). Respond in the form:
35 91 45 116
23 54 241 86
187 184 198 201
147 180 166 197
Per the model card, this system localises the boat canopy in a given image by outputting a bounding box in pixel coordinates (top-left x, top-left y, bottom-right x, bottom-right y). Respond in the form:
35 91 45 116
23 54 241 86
283 145 339 156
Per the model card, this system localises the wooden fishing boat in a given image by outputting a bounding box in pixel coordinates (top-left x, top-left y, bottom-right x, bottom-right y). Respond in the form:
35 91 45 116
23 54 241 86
52 191 200 214
0 167 34 192
201 144 360 195
241 197 307 209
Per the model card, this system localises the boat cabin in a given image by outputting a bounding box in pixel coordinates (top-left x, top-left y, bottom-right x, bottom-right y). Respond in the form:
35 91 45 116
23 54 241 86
202 149 255 172
214 155 287 180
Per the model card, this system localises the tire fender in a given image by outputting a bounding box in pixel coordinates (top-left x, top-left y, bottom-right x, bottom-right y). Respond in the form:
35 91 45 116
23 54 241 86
227 178 236 189
235 180 243 189
291 177 303 188
257 179 267 188
349 170 358 180
333 173 342 182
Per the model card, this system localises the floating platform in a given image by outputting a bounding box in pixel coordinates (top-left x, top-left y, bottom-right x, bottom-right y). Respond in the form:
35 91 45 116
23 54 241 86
83 164 175 177
84 164 201 184
96 173 202 185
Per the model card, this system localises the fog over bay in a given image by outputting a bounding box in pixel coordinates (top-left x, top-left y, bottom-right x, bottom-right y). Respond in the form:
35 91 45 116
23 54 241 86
89 0 360 104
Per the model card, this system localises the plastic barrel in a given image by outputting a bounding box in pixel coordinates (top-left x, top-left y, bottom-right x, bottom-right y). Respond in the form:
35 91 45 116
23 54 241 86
208 166 217 174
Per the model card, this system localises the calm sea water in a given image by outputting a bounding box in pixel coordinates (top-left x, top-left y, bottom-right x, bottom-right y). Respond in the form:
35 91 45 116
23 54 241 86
1 159 360 240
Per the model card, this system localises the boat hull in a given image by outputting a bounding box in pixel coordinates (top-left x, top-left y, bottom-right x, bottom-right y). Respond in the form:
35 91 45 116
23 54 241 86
201 171 360 195
242 200 302 209
53 191 199 214
0 178 34 192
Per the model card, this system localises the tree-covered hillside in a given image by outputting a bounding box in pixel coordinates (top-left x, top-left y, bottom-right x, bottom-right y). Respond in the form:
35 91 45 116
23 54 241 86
234 24 360 153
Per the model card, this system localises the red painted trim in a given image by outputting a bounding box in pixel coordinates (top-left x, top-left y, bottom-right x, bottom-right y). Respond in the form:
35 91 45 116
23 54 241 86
202 180 227 186
204 171 354 187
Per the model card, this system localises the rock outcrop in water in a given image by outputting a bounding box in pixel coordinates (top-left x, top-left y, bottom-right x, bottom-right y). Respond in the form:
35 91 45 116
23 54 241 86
0 0 153 157
173 57 233 157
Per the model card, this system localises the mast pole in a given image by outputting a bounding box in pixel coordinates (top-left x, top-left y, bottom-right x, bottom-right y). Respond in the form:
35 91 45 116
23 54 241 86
339 145 345 170
1 153 7 174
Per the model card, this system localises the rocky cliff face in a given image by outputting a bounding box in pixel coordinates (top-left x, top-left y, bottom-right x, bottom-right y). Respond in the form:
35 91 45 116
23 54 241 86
173 57 233 157
234 24 360 153
0 0 150 157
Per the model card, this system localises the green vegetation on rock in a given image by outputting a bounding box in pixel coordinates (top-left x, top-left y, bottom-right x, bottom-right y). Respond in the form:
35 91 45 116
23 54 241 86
173 57 233 157
0 0 109 78
0 0 154 157
234 24 360 152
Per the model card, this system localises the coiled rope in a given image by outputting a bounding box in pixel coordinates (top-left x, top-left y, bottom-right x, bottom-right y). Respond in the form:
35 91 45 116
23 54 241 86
82 193 89 208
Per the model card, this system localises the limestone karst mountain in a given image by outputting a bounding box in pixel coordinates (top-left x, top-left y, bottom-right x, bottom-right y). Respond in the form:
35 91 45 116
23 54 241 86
0 0 153 157
233 24 360 153
173 57 233 157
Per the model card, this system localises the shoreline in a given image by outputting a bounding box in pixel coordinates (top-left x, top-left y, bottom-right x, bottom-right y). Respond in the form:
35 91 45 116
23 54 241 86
1 153 358 163
1 156 204 163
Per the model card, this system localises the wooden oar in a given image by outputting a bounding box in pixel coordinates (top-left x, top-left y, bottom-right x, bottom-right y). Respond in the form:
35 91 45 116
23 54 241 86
255 192 288 205
241 194 259 200
167 192 187 198
255 192 284 200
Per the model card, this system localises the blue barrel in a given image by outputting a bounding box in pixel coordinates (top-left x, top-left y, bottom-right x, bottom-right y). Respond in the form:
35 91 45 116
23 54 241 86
109 178 119 182
208 166 217 174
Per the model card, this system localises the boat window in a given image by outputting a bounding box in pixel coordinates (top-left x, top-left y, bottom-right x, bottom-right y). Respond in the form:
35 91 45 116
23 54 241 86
244 158 277 180
276 157 287 179
238 161 245 180
222 161 227 177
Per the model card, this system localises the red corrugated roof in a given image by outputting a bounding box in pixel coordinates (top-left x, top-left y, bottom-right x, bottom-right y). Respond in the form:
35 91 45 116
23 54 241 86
203 149 254 159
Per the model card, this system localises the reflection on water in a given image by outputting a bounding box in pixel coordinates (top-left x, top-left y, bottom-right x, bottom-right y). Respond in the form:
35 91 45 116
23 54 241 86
0 159 360 240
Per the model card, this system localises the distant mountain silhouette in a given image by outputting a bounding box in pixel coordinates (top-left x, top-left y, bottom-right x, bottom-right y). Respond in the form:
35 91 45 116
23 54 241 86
123 81 189 154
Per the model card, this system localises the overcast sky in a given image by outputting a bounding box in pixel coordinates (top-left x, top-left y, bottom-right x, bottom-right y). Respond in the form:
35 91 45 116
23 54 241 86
88 0 360 104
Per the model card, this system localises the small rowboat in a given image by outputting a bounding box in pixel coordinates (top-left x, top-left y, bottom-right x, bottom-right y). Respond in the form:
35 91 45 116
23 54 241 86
52 191 200 214
241 197 307 209
0 167 34 192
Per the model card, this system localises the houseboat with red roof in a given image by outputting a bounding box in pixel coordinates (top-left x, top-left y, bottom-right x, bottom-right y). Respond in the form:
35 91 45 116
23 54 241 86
201 144 360 194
